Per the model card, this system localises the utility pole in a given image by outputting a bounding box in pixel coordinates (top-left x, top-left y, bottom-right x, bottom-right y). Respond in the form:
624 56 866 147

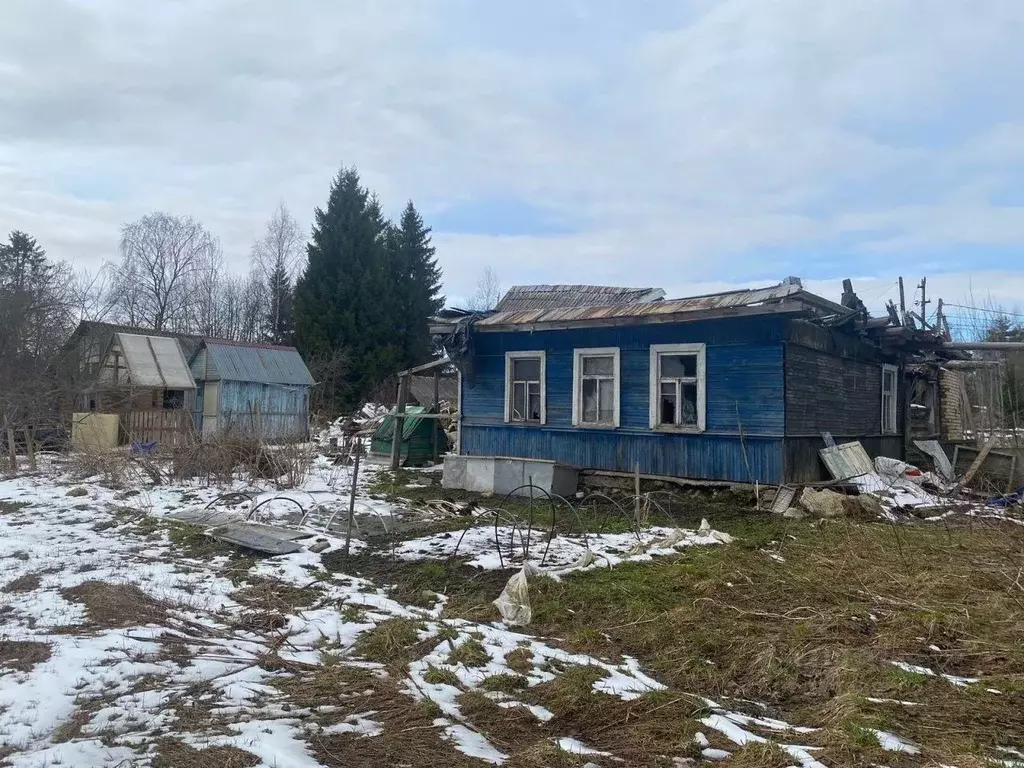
917 277 931 329
898 277 907 325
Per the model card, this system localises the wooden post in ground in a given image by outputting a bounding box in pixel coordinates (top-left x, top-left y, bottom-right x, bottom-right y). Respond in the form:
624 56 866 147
898 277 906 324
344 441 362 559
4 422 18 473
634 463 641 524
432 368 441 461
390 375 409 471
24 427 36 472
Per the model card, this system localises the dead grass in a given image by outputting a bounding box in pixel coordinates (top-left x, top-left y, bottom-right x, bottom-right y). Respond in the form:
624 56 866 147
152 738 260 768
61 580 169 628
522 515 1024 764
0 501 29 515
0 639 52 672
234 576 323 612
446 637 489 668
351 618 425 666
3 572 41 593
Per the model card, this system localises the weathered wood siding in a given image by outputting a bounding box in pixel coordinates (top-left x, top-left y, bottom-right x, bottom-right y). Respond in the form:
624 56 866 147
784 344 887 436
460 316 788 484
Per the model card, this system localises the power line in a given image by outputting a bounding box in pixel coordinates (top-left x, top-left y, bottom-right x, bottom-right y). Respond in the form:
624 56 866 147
943 303 1024 319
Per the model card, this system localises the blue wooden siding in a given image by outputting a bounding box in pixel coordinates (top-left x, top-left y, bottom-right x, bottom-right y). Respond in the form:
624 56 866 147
219 381 309 440
460 316 787 482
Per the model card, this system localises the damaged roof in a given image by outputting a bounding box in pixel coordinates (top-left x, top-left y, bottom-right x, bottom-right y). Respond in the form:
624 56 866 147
475 282 851 330
495 284 666 312
115 333 197 390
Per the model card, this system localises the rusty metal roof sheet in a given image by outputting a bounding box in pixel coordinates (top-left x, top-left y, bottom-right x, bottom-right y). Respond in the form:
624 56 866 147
495 284 666 312
476 282 818 328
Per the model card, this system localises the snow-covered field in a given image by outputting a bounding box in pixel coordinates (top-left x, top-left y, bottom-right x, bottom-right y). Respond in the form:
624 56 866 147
0 454 983 767
0 455 757 767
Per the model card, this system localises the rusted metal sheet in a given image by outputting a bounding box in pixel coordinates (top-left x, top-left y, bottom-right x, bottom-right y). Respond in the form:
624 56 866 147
476 283 814 329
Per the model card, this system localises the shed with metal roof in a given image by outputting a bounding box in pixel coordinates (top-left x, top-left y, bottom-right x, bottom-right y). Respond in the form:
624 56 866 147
188 341 314 441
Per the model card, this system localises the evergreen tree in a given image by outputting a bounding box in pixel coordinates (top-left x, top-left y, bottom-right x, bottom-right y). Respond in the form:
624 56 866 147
265 262 294 345
387 201 445 368
294 167 402 414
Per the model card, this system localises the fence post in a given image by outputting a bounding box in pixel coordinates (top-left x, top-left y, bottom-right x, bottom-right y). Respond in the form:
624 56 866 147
390 374 409 471
4 422 18 473
344 440 362 559
24 427 36 472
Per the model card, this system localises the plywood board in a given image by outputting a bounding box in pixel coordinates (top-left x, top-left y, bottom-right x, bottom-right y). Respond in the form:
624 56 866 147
71 413 119 451
208 522 312 555
819 441 874 482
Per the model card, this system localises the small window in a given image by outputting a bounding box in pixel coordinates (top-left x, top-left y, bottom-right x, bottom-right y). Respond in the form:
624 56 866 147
573 348 620 427
650 344 706 431
881 364 898 434
163 389 185 410
505 352 545 424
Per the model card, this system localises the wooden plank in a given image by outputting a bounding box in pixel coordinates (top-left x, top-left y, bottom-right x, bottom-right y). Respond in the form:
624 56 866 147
167 508 245 527
819 442 874 481
954 435 998 491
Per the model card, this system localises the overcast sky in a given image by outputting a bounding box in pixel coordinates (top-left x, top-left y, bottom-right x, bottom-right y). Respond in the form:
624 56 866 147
3 1 1024 321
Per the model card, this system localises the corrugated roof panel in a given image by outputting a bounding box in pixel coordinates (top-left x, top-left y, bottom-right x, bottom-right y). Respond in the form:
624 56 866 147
495 285 665 312
117 333 196 389
203 342 314 386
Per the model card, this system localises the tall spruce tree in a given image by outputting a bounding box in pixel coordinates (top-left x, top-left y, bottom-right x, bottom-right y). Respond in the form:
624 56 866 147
294 168 402 414
387 201 444 368
265 262 294 345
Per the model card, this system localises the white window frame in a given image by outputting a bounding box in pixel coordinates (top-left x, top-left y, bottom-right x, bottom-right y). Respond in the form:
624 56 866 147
881 363 898 435
504 351 546 425
649 343 706 432
572 347 621 428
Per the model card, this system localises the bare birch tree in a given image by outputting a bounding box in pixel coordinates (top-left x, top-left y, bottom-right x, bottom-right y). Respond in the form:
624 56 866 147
112 213 220 331
467 266 502 311
251 204 303 343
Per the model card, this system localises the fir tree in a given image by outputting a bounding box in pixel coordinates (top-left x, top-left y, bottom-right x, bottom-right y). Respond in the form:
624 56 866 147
387 201 444 368
294 167 401 414
265 262 294 345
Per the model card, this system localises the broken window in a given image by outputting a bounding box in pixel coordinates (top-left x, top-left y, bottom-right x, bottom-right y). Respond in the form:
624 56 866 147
506 353 545 423
574 348 619 427
650 344 705 430
881 364 898 434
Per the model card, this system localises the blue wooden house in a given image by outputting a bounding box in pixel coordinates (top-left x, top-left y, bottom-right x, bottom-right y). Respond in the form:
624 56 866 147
435 281 937 486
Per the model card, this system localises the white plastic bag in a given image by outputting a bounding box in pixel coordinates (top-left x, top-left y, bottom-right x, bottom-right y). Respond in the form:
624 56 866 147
698 518 735 544
493 563 540 626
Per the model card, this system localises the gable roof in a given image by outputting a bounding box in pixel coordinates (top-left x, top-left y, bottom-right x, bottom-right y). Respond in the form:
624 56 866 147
475 282 852 331
495 285 665 313
111 333 197 389
69 321 204 360
192 340 314 386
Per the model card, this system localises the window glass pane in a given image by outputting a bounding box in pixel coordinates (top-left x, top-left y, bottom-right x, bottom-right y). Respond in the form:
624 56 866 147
512 382 526 421
660 383 677 425
598 379 614 423
883 369 895 391
582 355 613 376
513 358 541 381
582 378 599 423
527 382 541 421
660 354 696 378
681 384 698 425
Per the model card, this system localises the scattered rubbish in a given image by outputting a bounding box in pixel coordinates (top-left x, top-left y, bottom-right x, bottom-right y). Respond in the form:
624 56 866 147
770 485 797 515
493 563 540 626
913 440 954 481
207 522 312 555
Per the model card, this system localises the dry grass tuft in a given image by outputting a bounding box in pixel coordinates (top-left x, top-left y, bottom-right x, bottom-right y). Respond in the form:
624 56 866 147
505 645 534 675
446 637 490 668
0 639 52 673
352 618 424 666
728 742 797 767
62 580 169 628
152 738 260 768
3 572 41 593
